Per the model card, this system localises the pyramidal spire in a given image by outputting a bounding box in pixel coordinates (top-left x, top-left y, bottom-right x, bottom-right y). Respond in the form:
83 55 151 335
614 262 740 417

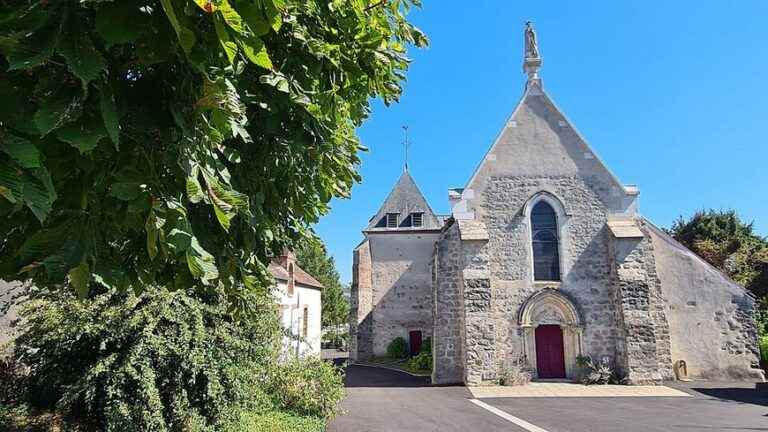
523 21 542 86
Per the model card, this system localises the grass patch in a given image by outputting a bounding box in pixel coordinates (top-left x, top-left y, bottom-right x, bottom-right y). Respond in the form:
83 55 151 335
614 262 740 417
0 403 327 432
222 410 325 432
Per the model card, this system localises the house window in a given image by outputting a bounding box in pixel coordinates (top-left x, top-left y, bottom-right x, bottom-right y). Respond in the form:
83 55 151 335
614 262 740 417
287 263 295 296
412 212 423 227
302 307 309 338
386 213 399 228
531 201 560 281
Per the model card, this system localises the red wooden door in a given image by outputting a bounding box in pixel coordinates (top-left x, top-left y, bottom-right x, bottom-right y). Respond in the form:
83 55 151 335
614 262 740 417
409 330 423 355
535 325 566 378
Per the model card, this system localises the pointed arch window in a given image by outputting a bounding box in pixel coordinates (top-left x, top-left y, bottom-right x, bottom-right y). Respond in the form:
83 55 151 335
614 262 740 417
531 201 560 281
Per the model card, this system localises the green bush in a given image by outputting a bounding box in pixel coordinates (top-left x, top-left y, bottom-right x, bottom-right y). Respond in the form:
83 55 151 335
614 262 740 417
11 286 304 432
263 357 345 419
760 337 768 362
420 337 432 355
386 337 408 359
221 410 324 432
407 352 432 372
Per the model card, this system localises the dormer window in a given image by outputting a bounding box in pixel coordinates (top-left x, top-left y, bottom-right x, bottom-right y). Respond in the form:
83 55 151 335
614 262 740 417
412 212 424 228
386 213 399 228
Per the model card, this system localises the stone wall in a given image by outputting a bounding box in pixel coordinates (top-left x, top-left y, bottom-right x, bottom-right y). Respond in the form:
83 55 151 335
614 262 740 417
644 221 763 380
479 175 623 372
609 234 674 384
368 233 438 357
350 240 373 361
432 222 465 384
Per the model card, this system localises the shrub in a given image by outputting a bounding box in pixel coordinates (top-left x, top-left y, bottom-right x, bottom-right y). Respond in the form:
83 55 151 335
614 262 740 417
386 337 408 359
221 410 325 432
576 355 622 385
13 287 284 432
760 337 768 362
498 355 532 386
0 350 27 404
420 337 432 355
407 352 432 372
262 357 345 419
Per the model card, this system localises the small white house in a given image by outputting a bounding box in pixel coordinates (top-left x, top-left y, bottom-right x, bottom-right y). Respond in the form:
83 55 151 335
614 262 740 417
269 251 323 358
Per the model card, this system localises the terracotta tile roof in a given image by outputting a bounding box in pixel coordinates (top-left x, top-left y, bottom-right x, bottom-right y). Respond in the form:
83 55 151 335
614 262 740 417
268 260 324 290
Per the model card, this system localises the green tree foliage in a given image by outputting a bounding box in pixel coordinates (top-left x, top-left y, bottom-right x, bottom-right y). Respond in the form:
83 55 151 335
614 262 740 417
386 336 407 359
669 210 768 333
11 287 343 431
295 238 349 328
0 0 428 306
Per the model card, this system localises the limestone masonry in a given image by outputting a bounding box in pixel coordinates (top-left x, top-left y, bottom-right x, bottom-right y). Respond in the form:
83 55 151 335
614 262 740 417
349 23 763 385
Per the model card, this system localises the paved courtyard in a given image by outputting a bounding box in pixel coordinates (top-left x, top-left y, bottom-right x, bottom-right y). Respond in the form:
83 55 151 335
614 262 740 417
328 365 768 432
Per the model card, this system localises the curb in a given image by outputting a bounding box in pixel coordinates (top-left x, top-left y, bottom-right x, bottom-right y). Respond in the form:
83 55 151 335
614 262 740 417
351 362 432 378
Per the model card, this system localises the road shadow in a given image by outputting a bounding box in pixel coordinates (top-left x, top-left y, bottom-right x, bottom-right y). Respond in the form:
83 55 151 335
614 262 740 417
342 364 431 388
691 386 768 408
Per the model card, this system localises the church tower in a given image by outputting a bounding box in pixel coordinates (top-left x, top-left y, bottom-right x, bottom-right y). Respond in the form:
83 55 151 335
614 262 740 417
349 169 443 361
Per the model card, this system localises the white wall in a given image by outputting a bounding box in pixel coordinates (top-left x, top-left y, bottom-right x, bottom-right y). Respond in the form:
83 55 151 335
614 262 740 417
275 279 322 358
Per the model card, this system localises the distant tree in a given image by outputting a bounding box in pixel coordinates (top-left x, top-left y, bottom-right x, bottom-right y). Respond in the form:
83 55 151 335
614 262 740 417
295 238 349 329
669 210 768 329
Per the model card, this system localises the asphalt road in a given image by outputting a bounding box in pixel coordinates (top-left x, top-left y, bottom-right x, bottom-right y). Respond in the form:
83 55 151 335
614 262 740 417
328 365 768 432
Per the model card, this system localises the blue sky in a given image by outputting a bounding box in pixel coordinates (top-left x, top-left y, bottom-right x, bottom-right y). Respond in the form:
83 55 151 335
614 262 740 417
316 1 768 284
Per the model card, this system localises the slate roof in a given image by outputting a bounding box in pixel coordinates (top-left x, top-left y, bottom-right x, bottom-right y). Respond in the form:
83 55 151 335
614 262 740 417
268 261 324 290
365 170 441 232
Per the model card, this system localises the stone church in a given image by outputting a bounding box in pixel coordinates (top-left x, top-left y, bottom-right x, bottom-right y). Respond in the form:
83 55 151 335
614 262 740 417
349 23 763 385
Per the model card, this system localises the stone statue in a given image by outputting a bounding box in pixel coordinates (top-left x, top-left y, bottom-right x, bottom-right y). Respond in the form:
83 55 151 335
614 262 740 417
525 22 539 59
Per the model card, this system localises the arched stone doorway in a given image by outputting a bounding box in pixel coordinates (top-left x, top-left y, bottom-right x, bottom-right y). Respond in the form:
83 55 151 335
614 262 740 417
518 289 583 379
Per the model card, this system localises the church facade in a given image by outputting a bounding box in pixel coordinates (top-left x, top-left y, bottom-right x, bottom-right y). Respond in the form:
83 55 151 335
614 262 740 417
349 24 763 385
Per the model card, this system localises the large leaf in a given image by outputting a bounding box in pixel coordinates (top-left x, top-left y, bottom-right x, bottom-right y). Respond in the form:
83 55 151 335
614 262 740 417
201 170 248 231
145 210 164 260
57 23 106 86
56 115 107 154
236 1 271 36
33 90 83 136
0 160 22 203
95 2 146 47
68 260 91 299
2 22 61 70
214 17 238 64
109 182 143 201
99 84 120 149
186 166 205 204
1 134 41 168
160 0 196 54
237 35 272 69
22 169 56 222
218 1 245 34
186 236 219 282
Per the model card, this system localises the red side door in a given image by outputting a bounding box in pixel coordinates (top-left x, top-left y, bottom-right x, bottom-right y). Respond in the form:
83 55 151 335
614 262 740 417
409 330 423 355
535 325 566 378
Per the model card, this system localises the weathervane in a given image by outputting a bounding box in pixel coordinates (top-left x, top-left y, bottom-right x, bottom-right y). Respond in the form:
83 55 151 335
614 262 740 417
402 125 410 172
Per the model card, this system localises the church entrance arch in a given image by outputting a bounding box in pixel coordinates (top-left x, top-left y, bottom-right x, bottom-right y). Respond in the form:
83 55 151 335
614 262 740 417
519 289 583 379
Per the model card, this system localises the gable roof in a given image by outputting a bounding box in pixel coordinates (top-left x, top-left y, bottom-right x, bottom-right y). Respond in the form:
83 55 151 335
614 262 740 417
455 77 640 219
364 170 441 232
268 261 324 290
465 82 631 194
